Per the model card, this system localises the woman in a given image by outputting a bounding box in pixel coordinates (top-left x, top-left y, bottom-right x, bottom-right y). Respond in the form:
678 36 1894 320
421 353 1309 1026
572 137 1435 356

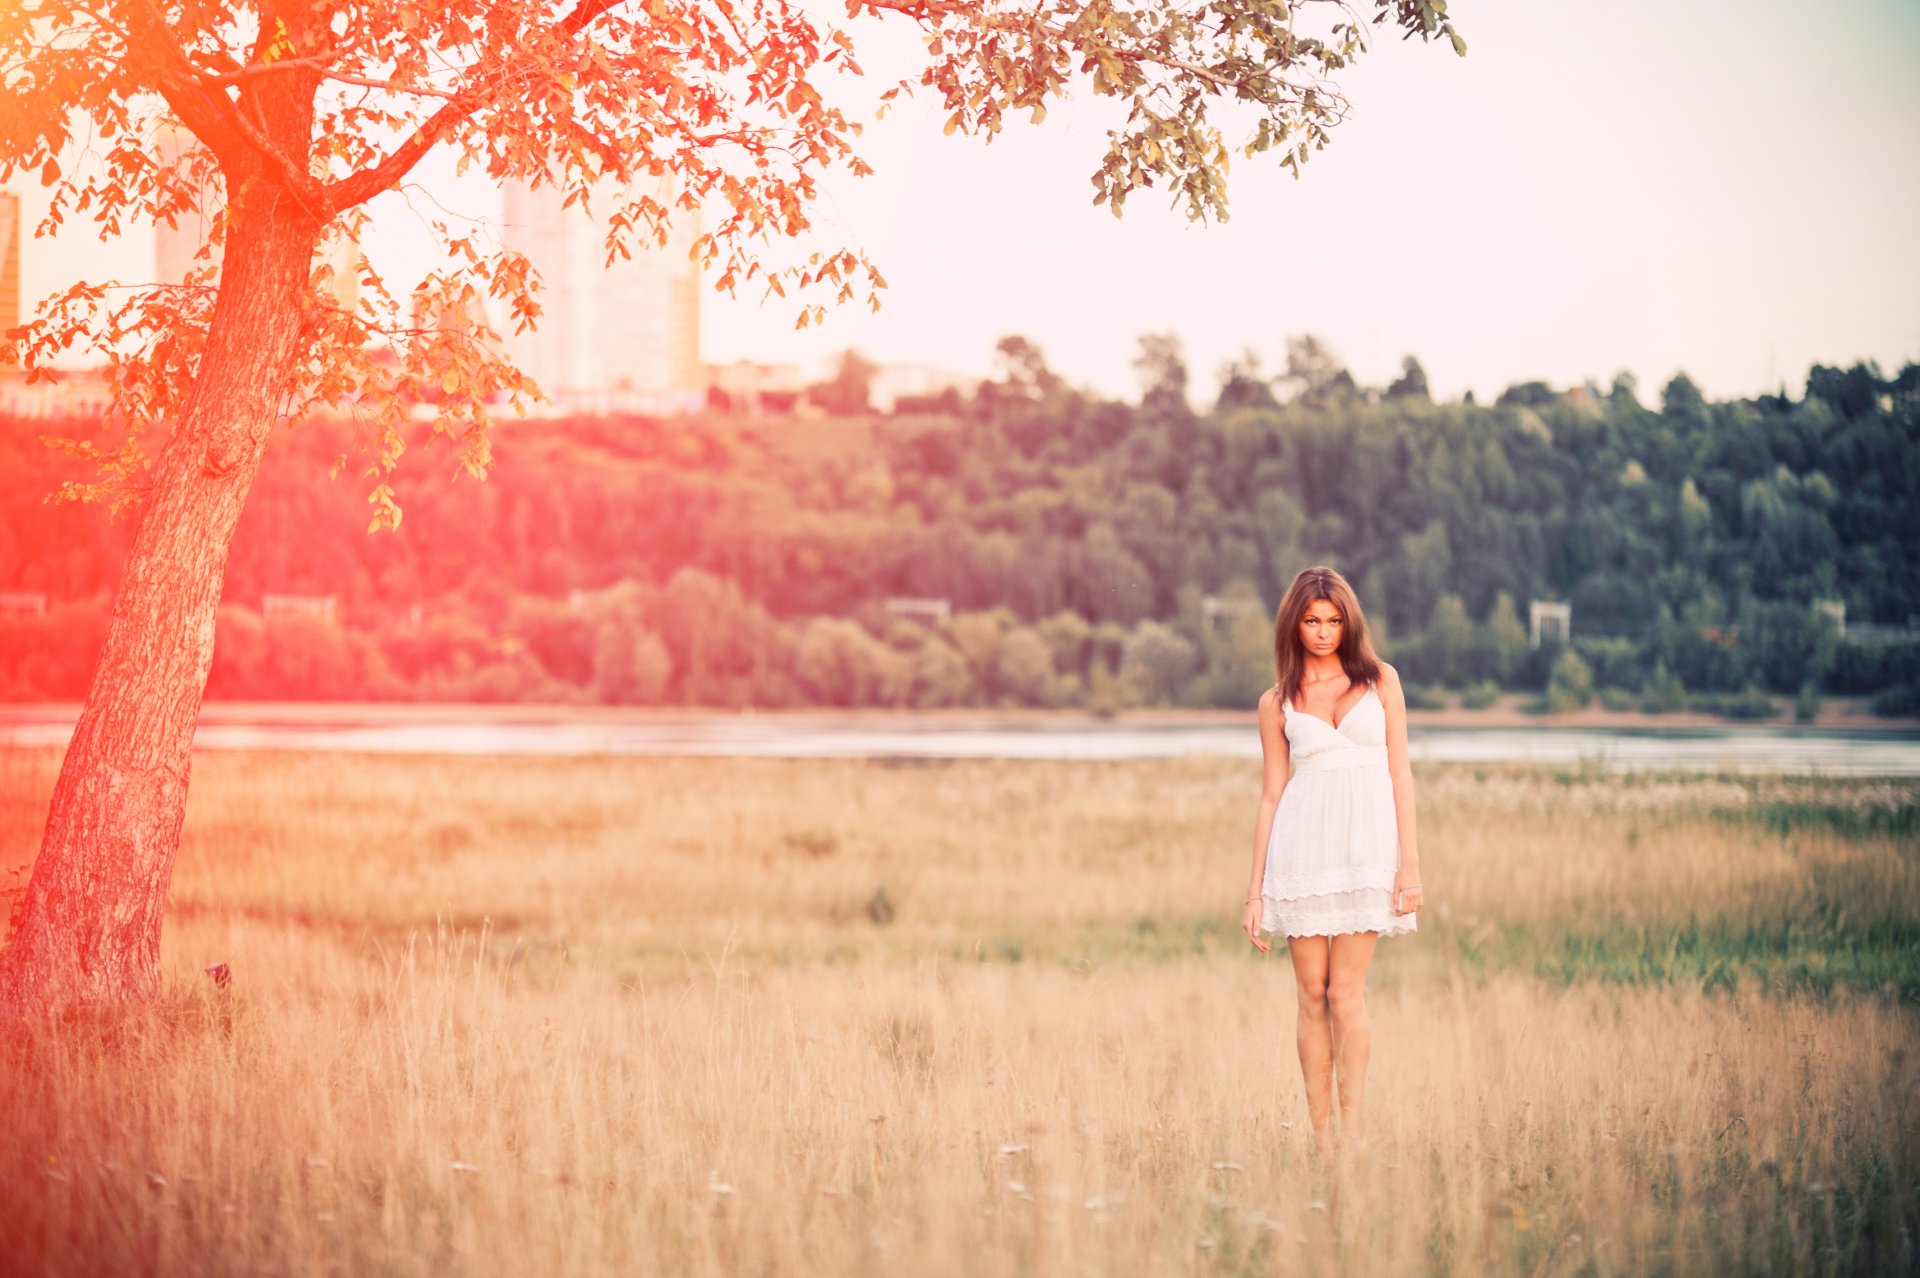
1241 565 1423 1155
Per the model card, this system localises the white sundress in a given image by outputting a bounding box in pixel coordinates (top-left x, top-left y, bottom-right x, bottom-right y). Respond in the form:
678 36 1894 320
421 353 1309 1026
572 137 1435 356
1259 683 1417 939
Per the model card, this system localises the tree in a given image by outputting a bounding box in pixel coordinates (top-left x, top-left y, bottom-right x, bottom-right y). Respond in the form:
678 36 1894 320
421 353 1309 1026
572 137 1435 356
1384 355 1429 401
1546 647 1594 712
1215 350 1279 414
995 626 1058 706
1427 593 1472 688
809 348 879 416
1483 591 1529 687
1278 333 1358 408
1121 620 1198 704
0 0 1465 1006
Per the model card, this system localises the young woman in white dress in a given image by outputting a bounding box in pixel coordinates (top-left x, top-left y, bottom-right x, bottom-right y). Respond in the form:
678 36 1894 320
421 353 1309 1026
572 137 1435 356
1240 565 1423 1155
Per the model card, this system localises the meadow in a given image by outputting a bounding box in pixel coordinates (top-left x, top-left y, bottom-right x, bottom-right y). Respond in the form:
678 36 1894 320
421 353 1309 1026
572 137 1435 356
1 748 1916 1276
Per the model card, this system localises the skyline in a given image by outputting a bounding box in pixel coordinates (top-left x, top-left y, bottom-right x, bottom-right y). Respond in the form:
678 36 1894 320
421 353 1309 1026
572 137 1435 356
7 0 1920 407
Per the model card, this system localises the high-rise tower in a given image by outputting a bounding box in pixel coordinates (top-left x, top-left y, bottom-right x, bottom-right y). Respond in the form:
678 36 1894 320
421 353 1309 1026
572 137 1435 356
498 174 702 414
152 123 223 287
0 191 20 338
151 123 359 312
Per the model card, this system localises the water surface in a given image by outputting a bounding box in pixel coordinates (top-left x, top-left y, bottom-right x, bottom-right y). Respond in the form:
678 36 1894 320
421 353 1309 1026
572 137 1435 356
3 708 1916 774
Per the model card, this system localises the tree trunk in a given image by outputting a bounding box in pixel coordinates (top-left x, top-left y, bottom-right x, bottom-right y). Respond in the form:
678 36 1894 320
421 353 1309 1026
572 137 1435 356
0 175 318 1008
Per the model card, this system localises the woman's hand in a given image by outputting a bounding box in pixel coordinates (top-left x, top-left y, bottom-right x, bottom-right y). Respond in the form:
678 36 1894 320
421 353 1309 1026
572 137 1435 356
1392 866 1423 916
1242 897 1270 952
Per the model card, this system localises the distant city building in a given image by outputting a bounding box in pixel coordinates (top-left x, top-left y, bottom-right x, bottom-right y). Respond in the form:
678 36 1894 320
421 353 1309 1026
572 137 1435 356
499 174 702 416
0 191 19 340
705 358 974 416
153 123 222 288
0 366 112 417
314 221 363 314
263 593 338 624
153 122 360 313
868 363 975 413
705 359 807 414
883 596 952 626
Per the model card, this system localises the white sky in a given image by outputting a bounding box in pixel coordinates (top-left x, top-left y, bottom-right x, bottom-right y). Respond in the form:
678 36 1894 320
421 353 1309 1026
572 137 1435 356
13 0 1920 405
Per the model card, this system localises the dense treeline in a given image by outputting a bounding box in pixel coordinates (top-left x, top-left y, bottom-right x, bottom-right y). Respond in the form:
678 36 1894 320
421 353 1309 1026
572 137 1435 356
3 336 1917 715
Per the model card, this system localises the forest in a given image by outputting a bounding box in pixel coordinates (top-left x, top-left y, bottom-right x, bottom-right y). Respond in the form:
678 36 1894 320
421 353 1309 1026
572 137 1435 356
3 336 1917 716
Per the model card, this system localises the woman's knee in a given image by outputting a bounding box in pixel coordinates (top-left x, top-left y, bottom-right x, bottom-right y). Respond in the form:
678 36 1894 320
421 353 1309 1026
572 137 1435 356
1327 979 1366 1018
1296 977 1330 1018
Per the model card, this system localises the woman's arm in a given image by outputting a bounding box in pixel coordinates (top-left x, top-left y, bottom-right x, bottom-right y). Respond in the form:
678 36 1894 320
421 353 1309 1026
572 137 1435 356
1244 687 1291 941
1377 663 1423 914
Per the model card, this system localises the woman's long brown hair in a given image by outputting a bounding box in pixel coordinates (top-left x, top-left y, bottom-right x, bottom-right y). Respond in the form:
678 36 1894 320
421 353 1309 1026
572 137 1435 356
1272 565 1383 704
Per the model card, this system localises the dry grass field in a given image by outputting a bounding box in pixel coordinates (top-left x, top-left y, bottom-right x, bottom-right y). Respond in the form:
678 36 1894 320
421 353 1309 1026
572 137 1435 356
1 748 1916 1276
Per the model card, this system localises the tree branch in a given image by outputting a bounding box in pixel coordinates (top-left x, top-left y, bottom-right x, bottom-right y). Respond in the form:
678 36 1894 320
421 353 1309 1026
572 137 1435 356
119 0 329 212
202 56 463 101
856 0 1277 98
321 0 627 215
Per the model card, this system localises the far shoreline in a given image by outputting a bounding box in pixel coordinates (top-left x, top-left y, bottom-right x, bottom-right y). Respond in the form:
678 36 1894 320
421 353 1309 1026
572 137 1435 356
2 695 1916 735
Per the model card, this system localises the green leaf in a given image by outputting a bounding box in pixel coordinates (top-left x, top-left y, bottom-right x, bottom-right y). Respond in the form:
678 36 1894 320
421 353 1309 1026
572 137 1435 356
1449 31 1467 57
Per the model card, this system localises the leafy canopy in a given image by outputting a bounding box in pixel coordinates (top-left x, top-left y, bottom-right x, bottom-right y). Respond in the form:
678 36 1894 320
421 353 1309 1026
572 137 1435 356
0 0 1463 526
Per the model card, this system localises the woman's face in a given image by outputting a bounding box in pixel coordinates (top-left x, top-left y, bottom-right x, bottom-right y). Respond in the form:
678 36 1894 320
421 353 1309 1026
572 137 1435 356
1298 597 1344 658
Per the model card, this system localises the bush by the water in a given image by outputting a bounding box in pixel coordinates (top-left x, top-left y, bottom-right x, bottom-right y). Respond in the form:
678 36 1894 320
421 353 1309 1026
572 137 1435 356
1871 680 1920 716
1692 683 1780 720
1461 679 1501 709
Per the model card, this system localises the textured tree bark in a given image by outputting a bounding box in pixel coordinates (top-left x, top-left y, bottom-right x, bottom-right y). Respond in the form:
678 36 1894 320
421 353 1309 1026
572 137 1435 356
0 172 319 1008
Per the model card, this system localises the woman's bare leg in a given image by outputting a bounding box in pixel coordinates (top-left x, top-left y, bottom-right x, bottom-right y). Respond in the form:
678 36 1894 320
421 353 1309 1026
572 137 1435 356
1286 936 1334 1154
1327 931 1381 1142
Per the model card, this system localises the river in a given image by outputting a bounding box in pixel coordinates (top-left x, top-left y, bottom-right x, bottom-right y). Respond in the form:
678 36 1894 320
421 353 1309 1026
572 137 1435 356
3 706 1917 774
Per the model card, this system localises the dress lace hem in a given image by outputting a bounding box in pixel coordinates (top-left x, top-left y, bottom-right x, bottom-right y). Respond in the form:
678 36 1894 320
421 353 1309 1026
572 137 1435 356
1260 888 1417 939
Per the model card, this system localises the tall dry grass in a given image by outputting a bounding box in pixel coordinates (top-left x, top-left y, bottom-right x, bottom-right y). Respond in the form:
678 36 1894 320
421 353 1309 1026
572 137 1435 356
1 748 1915 1276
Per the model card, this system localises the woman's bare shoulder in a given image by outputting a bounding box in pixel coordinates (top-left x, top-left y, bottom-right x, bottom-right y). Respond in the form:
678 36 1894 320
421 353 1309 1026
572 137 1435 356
1376 662 1402 689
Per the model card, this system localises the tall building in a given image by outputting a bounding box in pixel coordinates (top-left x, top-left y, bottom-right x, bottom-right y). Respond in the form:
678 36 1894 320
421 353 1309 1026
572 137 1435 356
151 122 360 312
0 191 20 340
498 174 702 415
152 122 223 287
314 222 362 314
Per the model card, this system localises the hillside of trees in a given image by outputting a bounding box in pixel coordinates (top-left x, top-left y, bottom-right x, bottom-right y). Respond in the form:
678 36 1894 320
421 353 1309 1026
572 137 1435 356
3 336 1917 717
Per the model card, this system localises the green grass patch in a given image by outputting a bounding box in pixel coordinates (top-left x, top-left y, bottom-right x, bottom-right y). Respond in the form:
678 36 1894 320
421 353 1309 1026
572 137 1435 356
1726 797 1920 840
1538 920 1920 998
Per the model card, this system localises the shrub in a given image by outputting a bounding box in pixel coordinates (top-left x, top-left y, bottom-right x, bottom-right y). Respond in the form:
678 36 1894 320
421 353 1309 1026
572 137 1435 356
1827 640 1920 694
1461 680 1500 710
1640 661 1687 714
1870 681 1920 717
1695 683 1777 721
1546 648 1594 712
